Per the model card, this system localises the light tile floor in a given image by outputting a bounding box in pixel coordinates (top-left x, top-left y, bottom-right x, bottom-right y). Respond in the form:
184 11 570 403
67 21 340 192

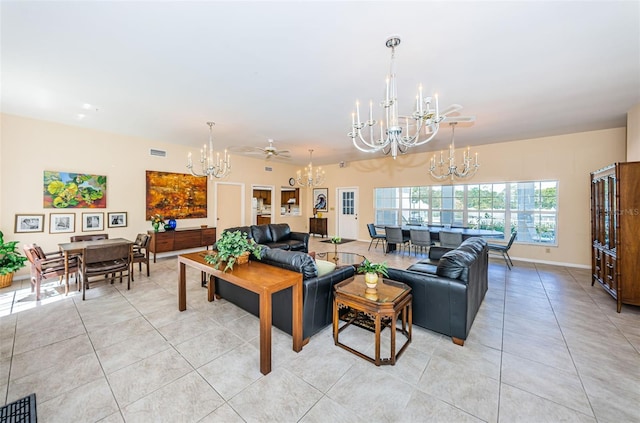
1 237 639 422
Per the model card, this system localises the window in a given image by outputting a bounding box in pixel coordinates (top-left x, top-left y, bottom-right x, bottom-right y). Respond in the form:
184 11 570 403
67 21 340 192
373 180 558 245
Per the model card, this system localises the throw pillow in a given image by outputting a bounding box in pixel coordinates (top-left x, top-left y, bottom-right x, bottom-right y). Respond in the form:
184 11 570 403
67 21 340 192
316 259 336 277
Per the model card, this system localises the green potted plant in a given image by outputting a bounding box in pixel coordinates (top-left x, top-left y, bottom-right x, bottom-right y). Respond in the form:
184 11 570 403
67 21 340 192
0 231 28 288
204 230 262 272
357 258 389 288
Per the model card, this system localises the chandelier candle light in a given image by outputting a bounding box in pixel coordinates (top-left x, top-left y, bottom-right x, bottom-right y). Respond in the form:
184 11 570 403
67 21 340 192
297 149 325 187
429 122 479 180
349 36 448 159
187 121 231 179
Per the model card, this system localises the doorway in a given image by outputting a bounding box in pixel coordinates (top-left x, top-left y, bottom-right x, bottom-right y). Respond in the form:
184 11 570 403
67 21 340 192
215 182 244 230
337 187 359 240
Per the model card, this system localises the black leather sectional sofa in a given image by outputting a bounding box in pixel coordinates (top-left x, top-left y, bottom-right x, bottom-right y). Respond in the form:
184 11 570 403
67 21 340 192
214 248 354 340
223 223 309 252
386 237 489 346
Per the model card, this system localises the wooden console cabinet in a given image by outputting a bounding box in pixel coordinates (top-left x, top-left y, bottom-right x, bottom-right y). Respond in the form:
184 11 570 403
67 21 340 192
309 217 327 237
148 227 216 262
591 162 640 312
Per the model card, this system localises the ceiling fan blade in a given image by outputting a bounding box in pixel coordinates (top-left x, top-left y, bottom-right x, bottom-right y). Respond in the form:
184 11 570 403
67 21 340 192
439 104 463 116
445 115 476 123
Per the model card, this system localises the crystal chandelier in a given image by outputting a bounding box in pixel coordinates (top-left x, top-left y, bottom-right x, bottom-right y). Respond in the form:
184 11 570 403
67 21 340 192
187 122 231 179
429 123 479 180
297 149 325 187
349 36 451 159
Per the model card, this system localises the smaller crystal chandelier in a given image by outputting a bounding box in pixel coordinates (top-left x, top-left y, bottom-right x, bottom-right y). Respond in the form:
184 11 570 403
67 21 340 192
187 122 231 179
297 149 325 187
429 122 479 181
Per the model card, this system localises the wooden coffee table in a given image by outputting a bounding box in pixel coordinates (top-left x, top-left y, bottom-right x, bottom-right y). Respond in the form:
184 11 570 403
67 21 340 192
177 252 303 375
333 275 412 366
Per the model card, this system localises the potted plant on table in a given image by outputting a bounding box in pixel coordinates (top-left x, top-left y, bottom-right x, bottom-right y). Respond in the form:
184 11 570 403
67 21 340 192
0 231 28 288
330 235 341 256
357 258 389 289
150 214 164 233
204 230 262 272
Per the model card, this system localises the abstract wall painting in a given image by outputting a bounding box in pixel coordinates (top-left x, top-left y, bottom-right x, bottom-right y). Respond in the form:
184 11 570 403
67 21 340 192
43 171 107 208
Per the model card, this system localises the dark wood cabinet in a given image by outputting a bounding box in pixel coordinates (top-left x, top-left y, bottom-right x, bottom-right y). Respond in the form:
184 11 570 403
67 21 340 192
148 227 216 262
257 215 271 225
591 162 640 312
309 217 327 237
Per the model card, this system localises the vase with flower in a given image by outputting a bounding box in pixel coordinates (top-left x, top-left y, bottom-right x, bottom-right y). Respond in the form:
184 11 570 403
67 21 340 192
330 236 341 259
151 214 165 232
357 259 389 289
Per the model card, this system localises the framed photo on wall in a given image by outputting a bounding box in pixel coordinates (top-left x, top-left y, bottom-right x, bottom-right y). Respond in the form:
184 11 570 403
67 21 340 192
50 213 75 234
15 214 45 233
313 188 328 212
107 212 127 228
82 212 104 232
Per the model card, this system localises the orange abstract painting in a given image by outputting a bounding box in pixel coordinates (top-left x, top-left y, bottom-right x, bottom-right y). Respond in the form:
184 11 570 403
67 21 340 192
145 171 207 220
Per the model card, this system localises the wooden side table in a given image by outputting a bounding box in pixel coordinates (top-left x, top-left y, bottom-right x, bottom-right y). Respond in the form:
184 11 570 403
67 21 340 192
309 217 327 237
333 275 412 366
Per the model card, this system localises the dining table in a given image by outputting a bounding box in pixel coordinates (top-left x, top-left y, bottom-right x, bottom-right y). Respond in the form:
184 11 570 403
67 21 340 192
58 237 133 295
377 225 503 253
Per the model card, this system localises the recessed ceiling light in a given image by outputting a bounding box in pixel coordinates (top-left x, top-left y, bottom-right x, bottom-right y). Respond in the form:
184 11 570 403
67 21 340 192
82 103 92 110
76 114 86 120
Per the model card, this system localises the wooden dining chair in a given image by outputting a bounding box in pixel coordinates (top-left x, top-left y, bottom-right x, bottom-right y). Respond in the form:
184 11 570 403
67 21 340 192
131 233 150 281
80 243 131 300
23 244 79 300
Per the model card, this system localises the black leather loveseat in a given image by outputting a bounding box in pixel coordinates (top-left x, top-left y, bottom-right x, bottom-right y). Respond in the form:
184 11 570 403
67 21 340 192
386 237 488 346
214 248 354 340
223 223 309 252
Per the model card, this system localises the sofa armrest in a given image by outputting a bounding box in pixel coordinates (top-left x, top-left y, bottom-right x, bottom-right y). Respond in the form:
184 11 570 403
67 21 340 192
428 246 453 261
289 231 310 252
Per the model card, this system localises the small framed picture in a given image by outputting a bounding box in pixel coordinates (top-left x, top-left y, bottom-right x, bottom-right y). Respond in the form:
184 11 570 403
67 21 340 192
15 214 45 233
50 213 75 234
107 212 127 228
313 188 328 212
82 212 104 232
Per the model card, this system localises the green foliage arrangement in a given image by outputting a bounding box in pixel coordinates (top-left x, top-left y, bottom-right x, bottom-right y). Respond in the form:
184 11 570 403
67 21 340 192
204 230 262 272
0 231 28 275
330 236 342 244
357 258 389 277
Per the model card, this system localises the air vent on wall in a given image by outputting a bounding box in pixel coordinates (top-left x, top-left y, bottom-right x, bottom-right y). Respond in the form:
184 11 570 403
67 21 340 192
264 166 273 172
150 149 166 157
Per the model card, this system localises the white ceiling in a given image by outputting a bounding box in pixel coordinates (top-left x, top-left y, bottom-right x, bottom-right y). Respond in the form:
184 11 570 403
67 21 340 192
2 1 639 166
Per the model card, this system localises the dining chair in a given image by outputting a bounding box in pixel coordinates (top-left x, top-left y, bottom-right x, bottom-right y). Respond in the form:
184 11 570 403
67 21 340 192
23 244 79 300
80 243 131 300
384 226 410 255
487 231 517 269
131 233 150 281
367 223 386 251
409 229 434 256
439 231 463 248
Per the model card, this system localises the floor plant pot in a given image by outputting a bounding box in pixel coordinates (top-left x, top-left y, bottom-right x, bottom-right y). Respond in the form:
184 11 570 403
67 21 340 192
0 272 14 289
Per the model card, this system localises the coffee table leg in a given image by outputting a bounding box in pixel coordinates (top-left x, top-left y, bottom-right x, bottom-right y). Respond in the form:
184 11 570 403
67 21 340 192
259 293 272 375
375 315 381 366
207 275 215 302
390 314 397 365
178 262 187 311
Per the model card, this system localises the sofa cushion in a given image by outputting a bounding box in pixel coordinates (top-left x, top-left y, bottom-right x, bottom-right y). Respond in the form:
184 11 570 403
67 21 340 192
260 248 318 279
436 249 476 281
251 224 273 244
269 223 291 242
315 259 336 277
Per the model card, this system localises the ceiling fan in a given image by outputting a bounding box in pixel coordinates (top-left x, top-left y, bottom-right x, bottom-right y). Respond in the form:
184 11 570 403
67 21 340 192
229 139 292 160
400 103 476 132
